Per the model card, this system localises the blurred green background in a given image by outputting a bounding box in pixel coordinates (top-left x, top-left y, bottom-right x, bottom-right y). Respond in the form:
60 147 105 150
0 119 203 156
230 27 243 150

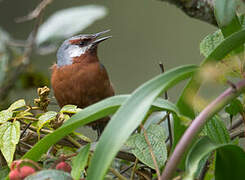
0 0 216 105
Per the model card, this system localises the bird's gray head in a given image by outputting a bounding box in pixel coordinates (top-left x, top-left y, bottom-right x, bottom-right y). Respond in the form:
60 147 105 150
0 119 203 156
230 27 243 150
56 30 111 67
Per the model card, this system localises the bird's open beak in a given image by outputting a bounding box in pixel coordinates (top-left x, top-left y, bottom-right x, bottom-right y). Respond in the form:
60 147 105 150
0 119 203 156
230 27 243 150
94 29 111 38
92 36 112 46
91 30 112 46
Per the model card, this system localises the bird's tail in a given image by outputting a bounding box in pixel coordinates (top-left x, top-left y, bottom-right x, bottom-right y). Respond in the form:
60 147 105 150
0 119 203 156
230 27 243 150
90 116 110 137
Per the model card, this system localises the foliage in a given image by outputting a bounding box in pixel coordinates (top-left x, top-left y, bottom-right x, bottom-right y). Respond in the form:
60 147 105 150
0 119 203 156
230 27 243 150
1 0 245 179
126 124 167 169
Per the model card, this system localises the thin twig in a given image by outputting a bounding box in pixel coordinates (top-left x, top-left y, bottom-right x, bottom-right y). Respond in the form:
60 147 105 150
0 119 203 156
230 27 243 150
141 124 161 180
159 62 173 148
130 158 139 180
135 170 152 180
16 0 53 22
161 79 245 180
20 122 32 139
199 158 210 180
0 0 52 101
66 135 82 148
109 168 128 180
157 113 169 125
120 164 134 176
113 164 134 179
228 117 243 131
230 129 245 140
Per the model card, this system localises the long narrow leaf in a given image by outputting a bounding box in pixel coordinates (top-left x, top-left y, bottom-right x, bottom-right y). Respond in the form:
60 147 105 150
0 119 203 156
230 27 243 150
87 65 197 180
71 144 90 180
23 95 181 161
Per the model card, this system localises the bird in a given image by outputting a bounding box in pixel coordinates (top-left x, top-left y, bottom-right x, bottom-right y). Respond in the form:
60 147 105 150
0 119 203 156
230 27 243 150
51 30 114 136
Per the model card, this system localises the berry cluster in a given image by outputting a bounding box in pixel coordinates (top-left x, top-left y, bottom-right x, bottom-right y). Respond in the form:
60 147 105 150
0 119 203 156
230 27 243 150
9 159 72 180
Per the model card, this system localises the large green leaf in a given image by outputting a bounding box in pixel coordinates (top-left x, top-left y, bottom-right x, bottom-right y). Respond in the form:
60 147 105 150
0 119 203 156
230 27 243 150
184 136 245 180
0 121 20 166
71 144 90 180
86 65 197 180
126 124 167 169
215 145 245 180
23 94 182 161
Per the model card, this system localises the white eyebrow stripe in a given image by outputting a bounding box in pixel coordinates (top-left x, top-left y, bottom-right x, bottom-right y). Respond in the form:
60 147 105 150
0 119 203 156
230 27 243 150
68 45 87 57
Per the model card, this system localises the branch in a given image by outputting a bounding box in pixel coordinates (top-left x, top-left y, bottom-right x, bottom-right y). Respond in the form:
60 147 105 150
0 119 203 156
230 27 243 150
228 118 243 131
159 0 216 26
161 79 245 180
159 62 173 148
0 0 53 101
16 0 53 22
109 168 128 180
230 129 245 140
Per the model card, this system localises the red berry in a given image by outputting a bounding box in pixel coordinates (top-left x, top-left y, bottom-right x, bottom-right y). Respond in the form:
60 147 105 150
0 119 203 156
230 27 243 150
9 169 21 180
56 161 71 173
19 166 35 179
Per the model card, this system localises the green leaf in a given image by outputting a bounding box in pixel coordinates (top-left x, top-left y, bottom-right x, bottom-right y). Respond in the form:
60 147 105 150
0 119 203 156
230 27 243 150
60 105 79 114
0 110 13 123
36 5 107 46
203 115 231 144
0 121 20 166
37 111 57 133
214 0 236 28
224 98 243 118
215 145 245 180
126 124 167 169
184 136 245 180
8 99 26 111
87 65 197 180
22 66 195 162
71 144 90 180
200 30 224 58
25 170 72 180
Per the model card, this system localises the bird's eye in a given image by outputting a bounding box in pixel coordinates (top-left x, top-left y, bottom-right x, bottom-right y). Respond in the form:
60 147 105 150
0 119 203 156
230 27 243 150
79 41 85 46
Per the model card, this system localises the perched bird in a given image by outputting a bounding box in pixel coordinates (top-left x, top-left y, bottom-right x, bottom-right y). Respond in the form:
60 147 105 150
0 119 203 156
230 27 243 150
51 30 114 135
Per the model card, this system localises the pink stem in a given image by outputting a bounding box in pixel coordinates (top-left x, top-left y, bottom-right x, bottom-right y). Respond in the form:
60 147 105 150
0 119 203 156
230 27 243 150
161 79 245 180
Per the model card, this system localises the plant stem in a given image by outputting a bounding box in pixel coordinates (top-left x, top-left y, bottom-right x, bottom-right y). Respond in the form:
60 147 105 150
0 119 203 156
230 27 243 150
161 79 245 180
130 158 138 180
159 62 173 149
109 168 128 180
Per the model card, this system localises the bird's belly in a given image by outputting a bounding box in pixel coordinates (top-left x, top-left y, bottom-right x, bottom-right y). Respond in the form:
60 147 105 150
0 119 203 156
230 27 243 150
51 63 113 108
